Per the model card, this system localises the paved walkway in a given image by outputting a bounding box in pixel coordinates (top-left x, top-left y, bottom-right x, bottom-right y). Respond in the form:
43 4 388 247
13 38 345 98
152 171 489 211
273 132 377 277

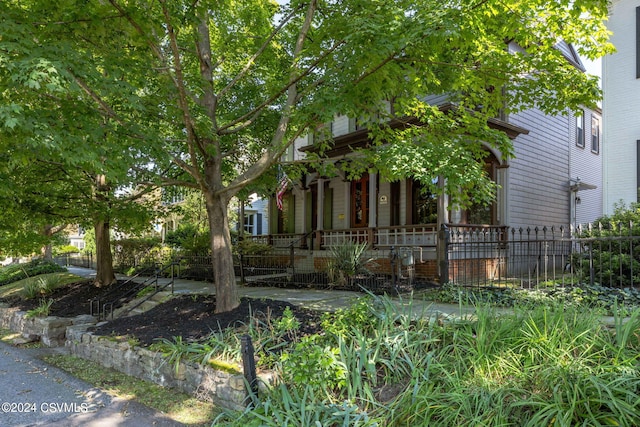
68 266 479 319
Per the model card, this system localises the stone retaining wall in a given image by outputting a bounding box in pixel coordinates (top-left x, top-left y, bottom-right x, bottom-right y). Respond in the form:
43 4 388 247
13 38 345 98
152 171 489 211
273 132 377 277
0 304 266 411
66 326 250 410
0 303 95 346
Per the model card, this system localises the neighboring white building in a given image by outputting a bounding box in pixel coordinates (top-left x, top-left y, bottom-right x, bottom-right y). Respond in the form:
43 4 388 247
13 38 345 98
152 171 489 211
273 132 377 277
602 0 640 213
239 194 269 236
67 225 86 250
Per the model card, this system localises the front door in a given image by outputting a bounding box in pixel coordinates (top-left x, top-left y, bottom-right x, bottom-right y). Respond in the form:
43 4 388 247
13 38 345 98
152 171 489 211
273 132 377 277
351 175 369 227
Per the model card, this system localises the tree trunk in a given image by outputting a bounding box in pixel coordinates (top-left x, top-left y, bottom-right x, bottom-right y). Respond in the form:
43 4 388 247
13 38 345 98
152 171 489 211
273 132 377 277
205 192 239 313
94 219 115 287
41 225 54 261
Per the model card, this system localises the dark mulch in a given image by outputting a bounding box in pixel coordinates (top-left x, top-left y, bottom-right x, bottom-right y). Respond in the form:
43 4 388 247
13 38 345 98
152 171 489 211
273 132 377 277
91 295 323 346
0 279 323 346
0 279 146 318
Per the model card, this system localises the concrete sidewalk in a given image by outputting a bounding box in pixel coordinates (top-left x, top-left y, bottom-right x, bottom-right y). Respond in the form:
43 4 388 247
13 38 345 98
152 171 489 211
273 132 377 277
0 341 184 427
67 266 478 320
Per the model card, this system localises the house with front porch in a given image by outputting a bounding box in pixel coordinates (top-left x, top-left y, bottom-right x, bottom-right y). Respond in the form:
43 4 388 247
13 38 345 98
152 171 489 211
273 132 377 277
257 42 602 285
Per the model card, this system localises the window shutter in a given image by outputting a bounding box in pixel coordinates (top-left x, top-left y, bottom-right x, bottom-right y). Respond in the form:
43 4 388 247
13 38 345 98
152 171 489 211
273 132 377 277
257 213 262 235
323 187 333 229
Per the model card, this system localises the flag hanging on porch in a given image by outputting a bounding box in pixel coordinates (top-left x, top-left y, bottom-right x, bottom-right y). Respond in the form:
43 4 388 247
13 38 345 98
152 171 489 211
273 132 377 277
276 173 289 211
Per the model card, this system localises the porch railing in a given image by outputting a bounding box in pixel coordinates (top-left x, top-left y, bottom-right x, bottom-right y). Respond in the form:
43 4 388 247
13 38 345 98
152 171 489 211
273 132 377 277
245 224 440 250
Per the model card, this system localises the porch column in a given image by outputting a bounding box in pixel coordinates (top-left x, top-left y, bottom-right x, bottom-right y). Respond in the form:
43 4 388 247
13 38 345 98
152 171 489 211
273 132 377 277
301 190 308 249
436 176 447 280
496 165 508 225
436 176 447 228
314 179 326 250
368 172 377 227
344 180 351 228
317 178 325 230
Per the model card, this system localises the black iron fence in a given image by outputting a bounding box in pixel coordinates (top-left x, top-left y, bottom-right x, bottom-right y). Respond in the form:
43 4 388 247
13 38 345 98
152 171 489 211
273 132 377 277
54 253 96 269
443 223 640 289
54 222 640 292
236 247 425 294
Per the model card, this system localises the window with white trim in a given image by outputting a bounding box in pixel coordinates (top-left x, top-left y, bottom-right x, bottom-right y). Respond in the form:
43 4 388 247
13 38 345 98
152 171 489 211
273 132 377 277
576 112 585 148
244 214 255 235
591 116 600 154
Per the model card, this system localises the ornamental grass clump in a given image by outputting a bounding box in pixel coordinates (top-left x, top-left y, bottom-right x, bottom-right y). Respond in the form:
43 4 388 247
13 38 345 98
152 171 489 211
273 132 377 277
217 295 640 427
326 241 373 288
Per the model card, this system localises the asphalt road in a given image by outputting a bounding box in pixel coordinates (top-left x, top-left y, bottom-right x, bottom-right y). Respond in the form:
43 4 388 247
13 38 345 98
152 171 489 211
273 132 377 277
0 341 184 427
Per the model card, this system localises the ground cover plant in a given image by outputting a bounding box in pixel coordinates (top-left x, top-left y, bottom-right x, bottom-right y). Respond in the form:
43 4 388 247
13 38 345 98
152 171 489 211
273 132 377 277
0 259 66 287
211 297 640 426
426 283 640 315
0 273 145 317
95 291 640 426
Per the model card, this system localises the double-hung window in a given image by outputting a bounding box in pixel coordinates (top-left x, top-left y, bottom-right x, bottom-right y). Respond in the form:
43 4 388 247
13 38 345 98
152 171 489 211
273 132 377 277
576 112 585 148
591 117 600 154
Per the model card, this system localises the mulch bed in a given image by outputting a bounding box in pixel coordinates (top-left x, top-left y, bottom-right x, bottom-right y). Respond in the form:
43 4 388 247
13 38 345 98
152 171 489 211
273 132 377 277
91 295 323 346
0 279 145 317
0 280 323 346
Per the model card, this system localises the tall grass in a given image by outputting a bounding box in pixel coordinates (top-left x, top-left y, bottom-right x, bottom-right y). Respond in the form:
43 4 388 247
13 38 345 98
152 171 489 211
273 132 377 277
194 294 640 426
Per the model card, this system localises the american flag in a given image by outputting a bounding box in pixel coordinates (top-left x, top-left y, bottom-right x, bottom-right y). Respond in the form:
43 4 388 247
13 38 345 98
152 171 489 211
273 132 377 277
276 175 289 211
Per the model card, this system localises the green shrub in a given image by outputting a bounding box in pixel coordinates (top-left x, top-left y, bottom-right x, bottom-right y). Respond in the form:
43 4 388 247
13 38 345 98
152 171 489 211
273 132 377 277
321 296 377 339
24 298 54 319
21 276 61 299
279 335 348 391
577 202 640 287
164 225 210 254
52 245 79 256
233 239 272 255
112 237 163 272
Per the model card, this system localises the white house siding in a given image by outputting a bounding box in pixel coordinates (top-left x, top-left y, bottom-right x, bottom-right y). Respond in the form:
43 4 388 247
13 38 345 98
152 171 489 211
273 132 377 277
507 108 571 229
241 196 269 236
569 109 603 225
332 115 351 137
603 0 640 213
289 135 309 162
330 179 347 229
377 181 391 227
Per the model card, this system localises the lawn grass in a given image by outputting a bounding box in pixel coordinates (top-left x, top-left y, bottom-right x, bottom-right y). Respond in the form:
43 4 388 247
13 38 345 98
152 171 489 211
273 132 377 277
0 272 80 299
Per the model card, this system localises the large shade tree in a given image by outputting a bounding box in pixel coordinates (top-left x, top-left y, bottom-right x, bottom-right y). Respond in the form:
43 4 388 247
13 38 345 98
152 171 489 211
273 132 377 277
0 0 611 312
0 142 159 285
0 6 160 285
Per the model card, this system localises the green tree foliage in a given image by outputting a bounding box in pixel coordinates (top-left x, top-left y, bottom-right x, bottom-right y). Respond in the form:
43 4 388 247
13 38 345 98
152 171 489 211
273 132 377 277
0 0 611 311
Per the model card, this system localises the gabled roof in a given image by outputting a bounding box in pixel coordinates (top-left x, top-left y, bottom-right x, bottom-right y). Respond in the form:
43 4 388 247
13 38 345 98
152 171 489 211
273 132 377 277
556 40 586 72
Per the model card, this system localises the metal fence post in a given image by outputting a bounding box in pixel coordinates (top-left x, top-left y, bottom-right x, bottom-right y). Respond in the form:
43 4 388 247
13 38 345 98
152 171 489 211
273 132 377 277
238 249 245 285
439 224 450 284
589 240 595 286
390 246 397 289
289 244 295 278
241 335 258 406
